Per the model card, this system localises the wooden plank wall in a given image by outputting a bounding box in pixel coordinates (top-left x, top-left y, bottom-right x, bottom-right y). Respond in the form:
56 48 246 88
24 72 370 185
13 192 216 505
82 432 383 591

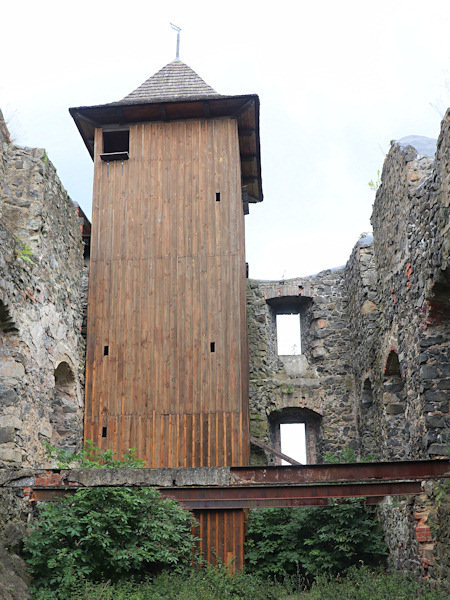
85 117 249 468
195 510 246 571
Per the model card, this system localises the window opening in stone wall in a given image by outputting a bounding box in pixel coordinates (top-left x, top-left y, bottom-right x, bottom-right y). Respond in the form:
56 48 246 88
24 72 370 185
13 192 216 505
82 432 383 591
385 350 401 376
269 407 321 465
280 422 306 464
0 300 18 334
383 350 406 420
361 378 374 408
276 313 301 355
52 362 77 450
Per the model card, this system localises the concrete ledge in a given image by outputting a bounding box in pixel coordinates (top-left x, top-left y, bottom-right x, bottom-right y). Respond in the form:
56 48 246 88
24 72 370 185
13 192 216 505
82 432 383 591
66 467 231 487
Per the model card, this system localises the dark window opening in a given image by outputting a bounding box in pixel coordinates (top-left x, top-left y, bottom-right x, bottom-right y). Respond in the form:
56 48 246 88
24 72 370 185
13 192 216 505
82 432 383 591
101 130 129 161
216 192 221 202
102 427 107 438
361 378 374 408
103 130 129 154
424 267 450 325
104 345 109 356
210 342 215 353
0 300 18 334
383 350 405 404
385 350 401 376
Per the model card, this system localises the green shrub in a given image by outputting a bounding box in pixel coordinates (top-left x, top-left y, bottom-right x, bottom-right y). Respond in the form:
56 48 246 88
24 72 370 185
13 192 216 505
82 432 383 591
25 486 197 592
299 565 449 600
31 565 288 600
246 499 386 581
24 444 197 593
43 439 146 469
246 449 387 581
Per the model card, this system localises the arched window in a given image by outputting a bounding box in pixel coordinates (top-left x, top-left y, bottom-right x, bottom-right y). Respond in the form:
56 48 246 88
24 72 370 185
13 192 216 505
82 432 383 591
361 378 374 409
52 362 78 448
383 350 405 412
385 351 401 377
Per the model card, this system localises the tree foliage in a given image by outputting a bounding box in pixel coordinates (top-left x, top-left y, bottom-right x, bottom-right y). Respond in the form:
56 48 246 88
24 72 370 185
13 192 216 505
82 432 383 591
24 445 197 592
246 500 386 581
246 450 387 581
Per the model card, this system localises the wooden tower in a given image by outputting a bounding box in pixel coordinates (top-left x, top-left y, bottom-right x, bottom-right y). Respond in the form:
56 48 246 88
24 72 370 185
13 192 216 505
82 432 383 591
70 59 262 567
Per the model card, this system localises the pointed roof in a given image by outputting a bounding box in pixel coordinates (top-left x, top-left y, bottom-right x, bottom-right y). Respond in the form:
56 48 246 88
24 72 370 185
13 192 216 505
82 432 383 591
118 60 221 105
70 59 263 203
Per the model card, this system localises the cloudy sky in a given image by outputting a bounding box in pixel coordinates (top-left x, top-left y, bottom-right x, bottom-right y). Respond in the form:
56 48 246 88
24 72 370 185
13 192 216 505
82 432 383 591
2 0 449 280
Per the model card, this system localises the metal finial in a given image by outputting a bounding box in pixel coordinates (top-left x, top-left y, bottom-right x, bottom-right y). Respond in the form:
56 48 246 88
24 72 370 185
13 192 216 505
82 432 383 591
170 23 182 60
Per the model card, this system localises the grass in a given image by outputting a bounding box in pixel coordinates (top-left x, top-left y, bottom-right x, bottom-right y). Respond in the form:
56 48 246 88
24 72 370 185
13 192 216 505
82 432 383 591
31 565 449 600
283 566 449 600
31 565 288 600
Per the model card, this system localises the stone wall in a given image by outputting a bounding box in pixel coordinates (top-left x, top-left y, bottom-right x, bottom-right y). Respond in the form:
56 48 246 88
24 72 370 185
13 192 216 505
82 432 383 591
247 269 358 464
345 112 449 462
248 111 449 468
0 99 448 589
0 110 85 468
247 110 450 585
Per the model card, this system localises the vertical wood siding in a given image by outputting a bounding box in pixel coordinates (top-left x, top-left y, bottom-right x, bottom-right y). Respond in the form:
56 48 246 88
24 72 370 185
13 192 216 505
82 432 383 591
85 117 249 468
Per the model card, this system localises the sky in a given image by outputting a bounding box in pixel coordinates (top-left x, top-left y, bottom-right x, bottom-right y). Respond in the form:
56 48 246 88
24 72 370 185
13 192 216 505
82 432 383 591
2 0 449 280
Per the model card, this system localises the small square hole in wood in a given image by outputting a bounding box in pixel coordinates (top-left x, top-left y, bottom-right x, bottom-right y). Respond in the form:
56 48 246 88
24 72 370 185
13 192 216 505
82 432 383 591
210 342 215 352
104 345 109 356
216 192 221 202
102 426 107 438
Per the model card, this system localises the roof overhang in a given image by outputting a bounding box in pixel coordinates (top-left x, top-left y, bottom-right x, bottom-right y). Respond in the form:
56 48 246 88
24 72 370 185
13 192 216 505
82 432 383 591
69 94 263 203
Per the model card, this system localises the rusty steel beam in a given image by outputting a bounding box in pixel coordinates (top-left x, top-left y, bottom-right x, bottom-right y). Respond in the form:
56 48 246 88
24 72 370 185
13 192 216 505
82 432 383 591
161 480 423 509
30 487 384 506
230 459 449 485
27 459 449 507
169 496 385 509
31 481 418 507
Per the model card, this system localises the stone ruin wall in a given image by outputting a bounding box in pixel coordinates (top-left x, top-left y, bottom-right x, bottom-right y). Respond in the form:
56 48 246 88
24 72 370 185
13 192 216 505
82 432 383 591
0 111 86 469
247 270 357 465
248 111 449 467
346 115 449 462
0 104 448 591
247 109 449 587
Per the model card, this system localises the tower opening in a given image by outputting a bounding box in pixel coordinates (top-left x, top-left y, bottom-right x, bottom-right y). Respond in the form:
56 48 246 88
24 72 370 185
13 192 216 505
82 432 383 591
103 129 130 159
276 313 301 355
269 407 321 465
280 422 306 464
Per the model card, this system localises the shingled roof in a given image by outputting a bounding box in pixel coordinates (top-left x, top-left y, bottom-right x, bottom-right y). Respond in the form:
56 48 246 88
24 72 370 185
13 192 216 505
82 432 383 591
116 60 221 105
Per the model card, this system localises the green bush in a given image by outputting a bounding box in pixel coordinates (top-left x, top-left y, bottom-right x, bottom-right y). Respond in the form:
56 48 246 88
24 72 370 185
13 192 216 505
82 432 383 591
246 500 387 581
24 444 197 593
43 439 146 469
246 449 387 581
31 565 288 600
30 566 450 600
298 565 449 600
